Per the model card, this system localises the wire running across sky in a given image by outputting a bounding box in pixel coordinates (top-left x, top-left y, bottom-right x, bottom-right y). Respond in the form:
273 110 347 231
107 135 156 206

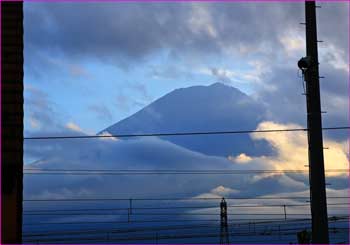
23 196 348 202
23 126 350 140
23 168 349 175
22 217 349 243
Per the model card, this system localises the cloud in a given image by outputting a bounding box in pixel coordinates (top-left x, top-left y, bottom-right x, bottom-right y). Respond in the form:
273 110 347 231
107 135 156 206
188 4 217 39
229 153 252 164
23 119 348 236
191 185 241 199
65 122 84 133
320 43 349 73
24 121 347 202
24 136 233 198
279 29 305 57
24 2 310 68
22 3 348 233
24 85 62 132
229 121 349 177
210 68 236 85
97 131 118 141
24 85 93 136
88 104 113 122
253 63 348 142
24 2 348 137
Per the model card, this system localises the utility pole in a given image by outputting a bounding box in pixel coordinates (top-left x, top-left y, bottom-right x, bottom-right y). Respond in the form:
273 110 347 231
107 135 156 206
219 198 230 244
298 1 329 243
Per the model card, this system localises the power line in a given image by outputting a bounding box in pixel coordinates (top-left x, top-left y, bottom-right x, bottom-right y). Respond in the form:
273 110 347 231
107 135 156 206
21 232 296 243
23 126 349 140
23 226 349 243
20 225 298 238
22 226 349 244
22 196 348 202
22 223 347 239
25 212 340 216
22 217 348 236
22 168 349 175
22 216 349 226
22 223 222 237
22 226 349 240
22 219 220 226
22 202 348 213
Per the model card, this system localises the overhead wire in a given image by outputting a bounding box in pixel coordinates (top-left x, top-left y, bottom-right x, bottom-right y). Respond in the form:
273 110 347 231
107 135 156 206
22 202 349 213
23 126 350 140
22 196 348 202
22 226 349 244
22 215 349 226
22 216 349 236
22 168 349 175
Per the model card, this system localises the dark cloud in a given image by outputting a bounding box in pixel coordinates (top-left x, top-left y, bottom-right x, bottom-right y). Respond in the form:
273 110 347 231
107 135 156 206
254 64 348 141
24 2 347 64
24 3 306 65
317 2 349 62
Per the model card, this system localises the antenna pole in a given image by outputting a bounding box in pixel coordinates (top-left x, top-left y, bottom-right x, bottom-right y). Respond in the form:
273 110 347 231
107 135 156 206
219 198 230 244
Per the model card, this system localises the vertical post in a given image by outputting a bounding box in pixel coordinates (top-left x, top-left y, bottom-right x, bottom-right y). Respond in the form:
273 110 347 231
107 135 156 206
303 1 329 243
283 205 287 220
219 198 230 244
1 2 24 243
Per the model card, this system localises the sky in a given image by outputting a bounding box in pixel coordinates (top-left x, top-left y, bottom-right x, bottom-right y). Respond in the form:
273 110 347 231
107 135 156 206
24 1 349 135
22 2 349 242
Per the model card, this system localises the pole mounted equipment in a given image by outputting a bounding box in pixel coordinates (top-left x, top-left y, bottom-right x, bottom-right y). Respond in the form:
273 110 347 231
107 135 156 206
298 56 313 71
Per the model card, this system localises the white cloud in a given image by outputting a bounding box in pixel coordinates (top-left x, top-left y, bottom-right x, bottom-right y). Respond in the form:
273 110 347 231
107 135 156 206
279 29 305 57
98 131 118 141
229 121 349 177
229 153 252 164
212 185 240 195
65 122 84 133
188 4 217 38
320 43 349 73
193 185 240 200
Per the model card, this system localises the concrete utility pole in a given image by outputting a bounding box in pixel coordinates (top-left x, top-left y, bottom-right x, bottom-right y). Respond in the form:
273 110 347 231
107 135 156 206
298 1 329 243
219 198 230 244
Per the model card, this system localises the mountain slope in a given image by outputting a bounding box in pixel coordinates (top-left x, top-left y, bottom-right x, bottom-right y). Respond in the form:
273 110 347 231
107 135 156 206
102 83 271 157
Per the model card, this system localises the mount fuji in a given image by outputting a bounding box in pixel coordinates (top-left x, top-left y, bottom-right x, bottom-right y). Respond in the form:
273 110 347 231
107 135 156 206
102 82 272 157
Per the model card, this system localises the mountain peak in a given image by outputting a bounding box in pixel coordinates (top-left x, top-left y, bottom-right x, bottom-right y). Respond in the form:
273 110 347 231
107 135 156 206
209 82 230 88
102 82 267 157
